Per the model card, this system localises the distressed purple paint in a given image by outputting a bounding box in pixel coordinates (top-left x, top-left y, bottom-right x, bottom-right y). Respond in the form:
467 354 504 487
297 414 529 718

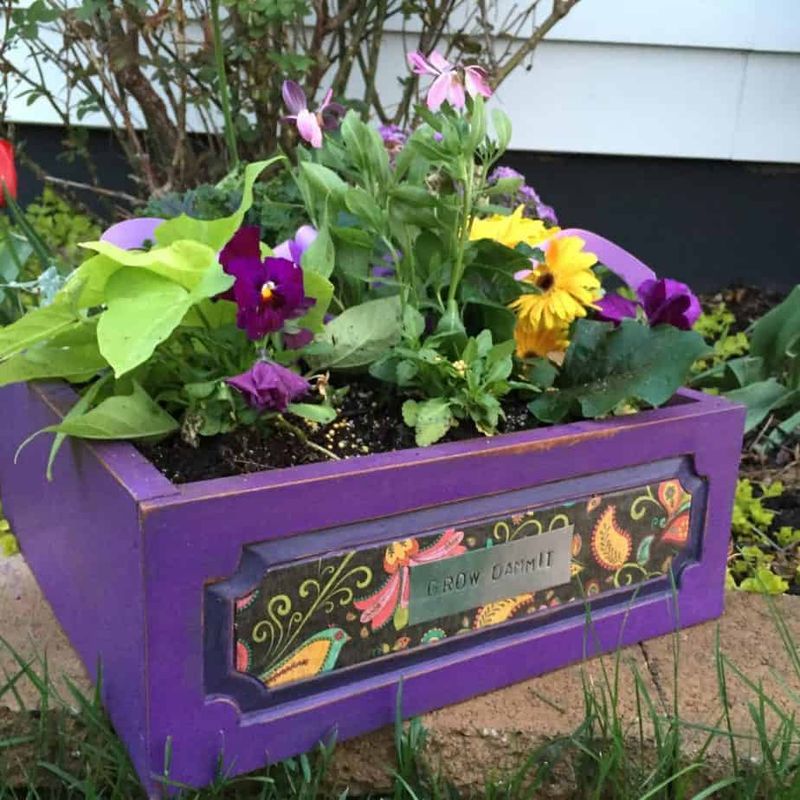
0 381 744 797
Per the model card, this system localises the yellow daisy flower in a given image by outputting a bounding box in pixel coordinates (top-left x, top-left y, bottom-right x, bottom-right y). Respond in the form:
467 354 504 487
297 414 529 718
513 317 570 360
510 236 600 331
469 205 560 250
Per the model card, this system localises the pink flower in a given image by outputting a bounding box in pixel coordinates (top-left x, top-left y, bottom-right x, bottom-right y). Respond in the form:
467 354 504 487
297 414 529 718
354 529 466 631
407 50 492 111
281 80 344 148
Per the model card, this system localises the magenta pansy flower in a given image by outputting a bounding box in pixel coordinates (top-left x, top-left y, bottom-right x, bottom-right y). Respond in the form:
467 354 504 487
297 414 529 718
596 278 701 331
407 50 492 111
219 226 314 340
226 360 310 412
281 80 344 148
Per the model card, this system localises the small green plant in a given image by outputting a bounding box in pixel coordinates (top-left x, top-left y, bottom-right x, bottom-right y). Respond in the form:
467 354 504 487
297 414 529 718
372 327 519 446
692 287 800 439
727 479 798 596
693 302 750 372
0 500 18 556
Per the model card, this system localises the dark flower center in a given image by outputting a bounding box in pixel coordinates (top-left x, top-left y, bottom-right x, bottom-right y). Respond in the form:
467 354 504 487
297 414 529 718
535 271 555 292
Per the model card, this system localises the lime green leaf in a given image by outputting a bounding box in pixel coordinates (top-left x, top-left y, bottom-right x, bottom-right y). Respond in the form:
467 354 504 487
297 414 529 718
287 403 336 424
61 253 122 309
154 157 283 249
529 320 710 423
44 382 178 440
45 373 111 480
0 337 106 386
0 303 80 360
312 296 404 369
97 269 192 377
80 240 218 291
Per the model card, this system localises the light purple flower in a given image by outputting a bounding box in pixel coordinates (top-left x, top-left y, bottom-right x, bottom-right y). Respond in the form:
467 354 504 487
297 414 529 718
378 124 407 159
282 80 344 149
596 278 701 331
407 50 492 111
219 226 314 340
489 166 525 183
100 217 165 250
488 166 559 226
273 224 318 264
226 360 310 412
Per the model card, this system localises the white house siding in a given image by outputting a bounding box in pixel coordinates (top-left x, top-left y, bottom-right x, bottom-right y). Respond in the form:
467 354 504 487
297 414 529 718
5 0 800 163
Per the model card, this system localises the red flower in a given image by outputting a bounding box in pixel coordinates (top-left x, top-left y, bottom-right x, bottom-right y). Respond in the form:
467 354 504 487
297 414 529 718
0 140 18 206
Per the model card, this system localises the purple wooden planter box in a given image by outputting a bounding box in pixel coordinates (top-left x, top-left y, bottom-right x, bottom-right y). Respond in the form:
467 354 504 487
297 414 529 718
0 380 744 797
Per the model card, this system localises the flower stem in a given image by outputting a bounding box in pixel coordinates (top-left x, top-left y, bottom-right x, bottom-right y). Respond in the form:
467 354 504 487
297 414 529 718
209 0 239 169
276 416 341 461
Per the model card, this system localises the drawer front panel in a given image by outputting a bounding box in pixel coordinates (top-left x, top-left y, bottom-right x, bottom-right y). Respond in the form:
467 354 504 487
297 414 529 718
205 458 703 712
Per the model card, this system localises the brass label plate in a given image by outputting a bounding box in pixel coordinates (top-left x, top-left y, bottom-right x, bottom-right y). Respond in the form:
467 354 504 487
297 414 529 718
408 526 573 625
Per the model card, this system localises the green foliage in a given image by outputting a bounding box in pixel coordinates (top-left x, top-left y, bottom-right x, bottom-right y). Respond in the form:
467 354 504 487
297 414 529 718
0 501 19 557
24 188 101 262
373 328 516 445
693 287 800 436
309 296 406 369
529 320 709 423
693 302 750 372
728 479 798 596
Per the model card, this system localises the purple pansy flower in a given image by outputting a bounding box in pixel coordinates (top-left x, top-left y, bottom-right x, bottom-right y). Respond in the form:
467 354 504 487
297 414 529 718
596 278 701 331
407 50 492 111
281 80 344 148
283 328 314 350
219 226 314 340
226 360 310 412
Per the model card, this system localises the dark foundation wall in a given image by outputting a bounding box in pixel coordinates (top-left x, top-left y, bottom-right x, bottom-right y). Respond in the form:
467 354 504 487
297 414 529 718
11 124 800 291
504 152 800 292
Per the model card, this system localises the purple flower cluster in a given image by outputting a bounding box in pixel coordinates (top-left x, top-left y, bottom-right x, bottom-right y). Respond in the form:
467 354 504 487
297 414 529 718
488 166 558 226
226 360 310 412
378 124 407 158
596 278 701 331
219 226 314 341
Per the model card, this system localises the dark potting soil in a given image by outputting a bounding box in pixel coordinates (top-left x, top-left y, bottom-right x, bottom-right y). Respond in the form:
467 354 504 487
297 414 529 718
142 286 798 491
139 379 536 484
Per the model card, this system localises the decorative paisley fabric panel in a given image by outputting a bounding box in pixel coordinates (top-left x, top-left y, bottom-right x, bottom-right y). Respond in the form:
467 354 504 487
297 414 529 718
233 478 693 689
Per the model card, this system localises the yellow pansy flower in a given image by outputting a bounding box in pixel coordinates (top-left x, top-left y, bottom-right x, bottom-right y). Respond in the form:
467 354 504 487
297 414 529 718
469 205 560 250
510 235 601 331
513 317 570 360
